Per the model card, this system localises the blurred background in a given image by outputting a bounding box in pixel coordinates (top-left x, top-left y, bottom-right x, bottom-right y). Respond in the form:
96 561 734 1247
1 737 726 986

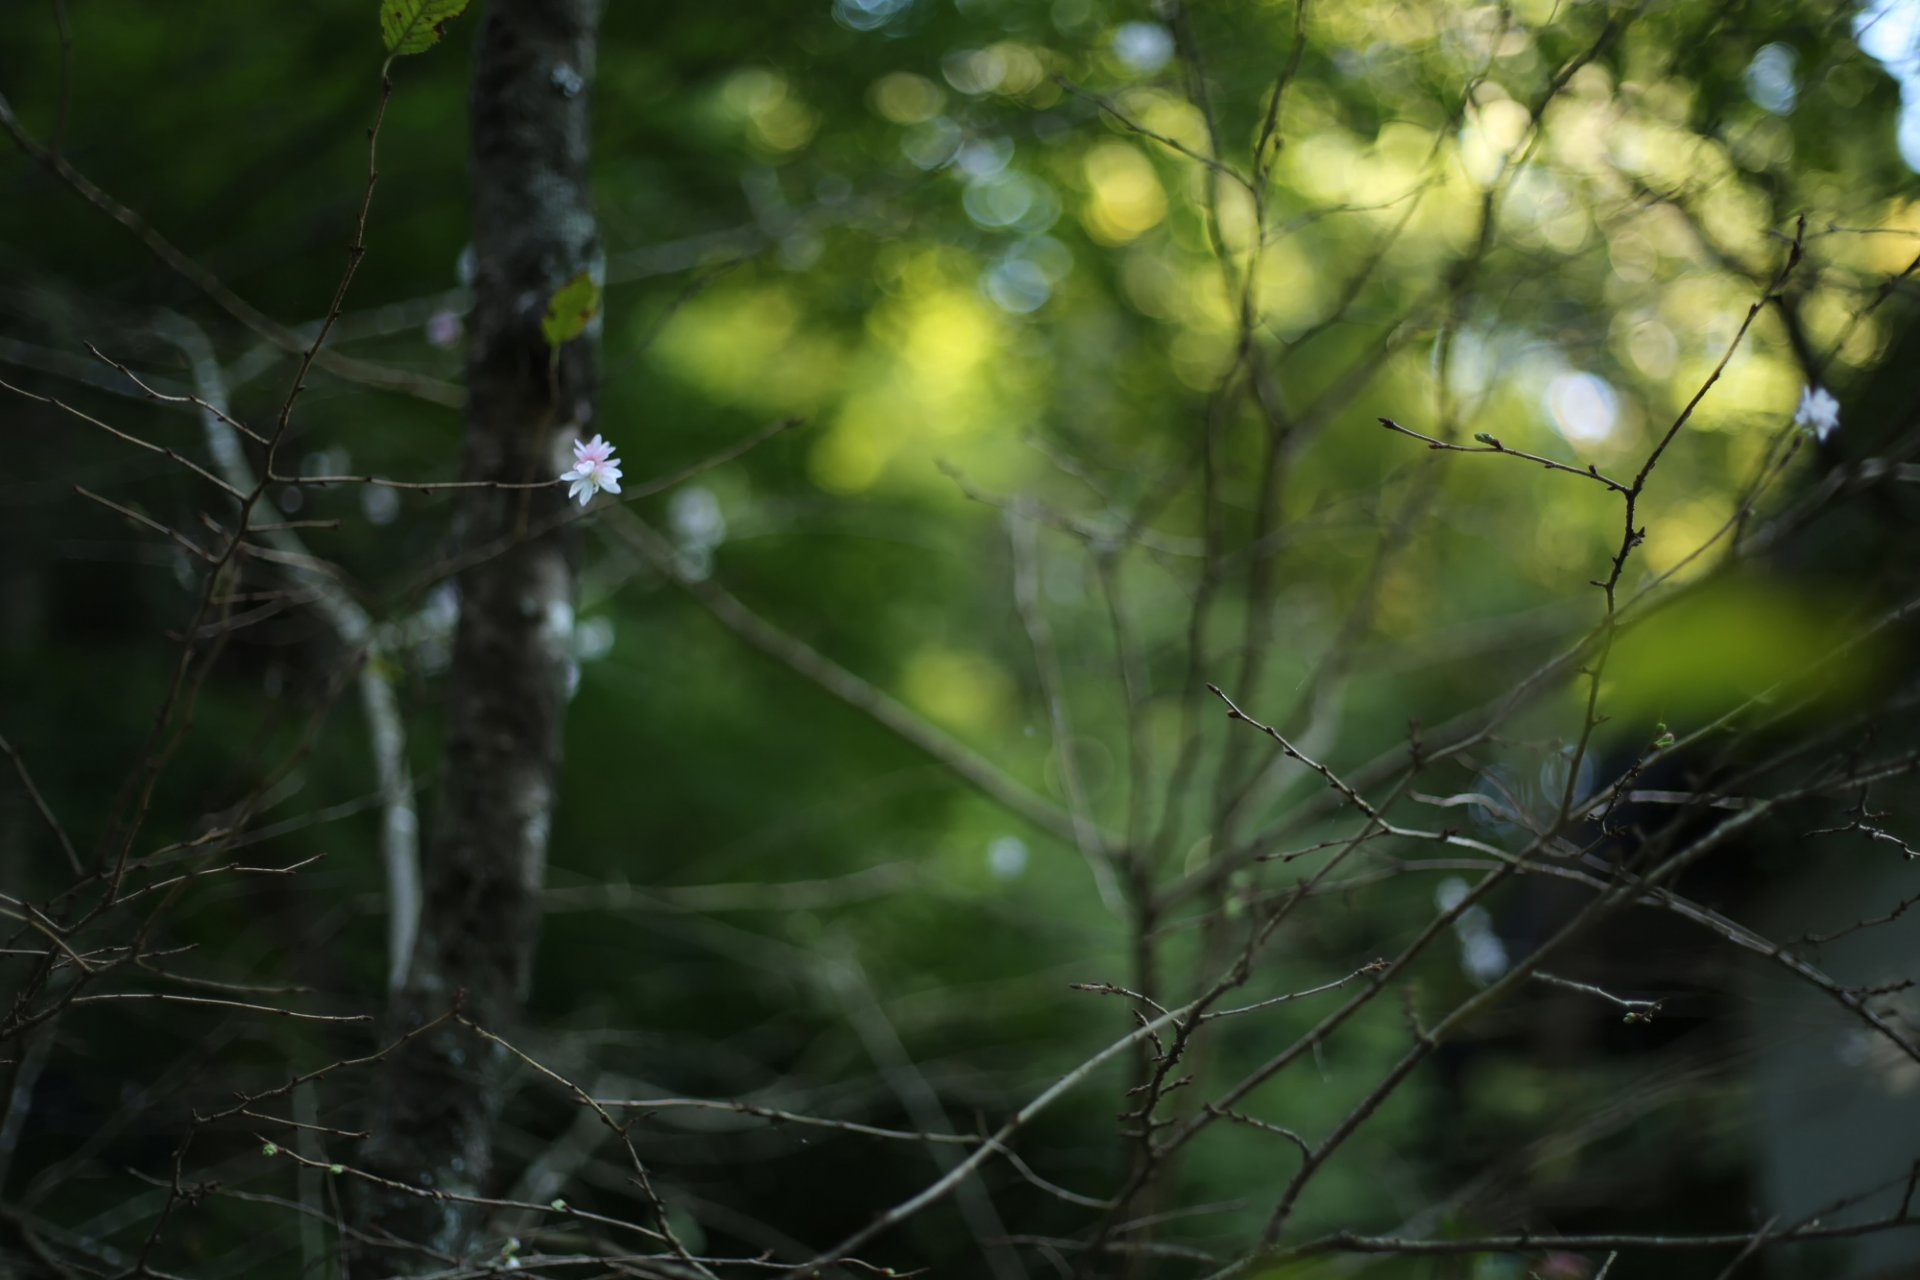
4 0 1920 1276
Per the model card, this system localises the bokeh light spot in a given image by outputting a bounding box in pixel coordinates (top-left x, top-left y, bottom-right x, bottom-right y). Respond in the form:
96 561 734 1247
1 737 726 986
1546 371 1619 443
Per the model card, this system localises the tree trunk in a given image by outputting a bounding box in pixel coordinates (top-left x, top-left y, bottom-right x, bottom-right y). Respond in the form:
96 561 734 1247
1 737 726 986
355 0 602 1264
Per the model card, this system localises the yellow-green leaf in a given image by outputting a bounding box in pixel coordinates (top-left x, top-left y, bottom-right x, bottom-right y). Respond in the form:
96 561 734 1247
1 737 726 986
380 0 472 57
541 272 601 348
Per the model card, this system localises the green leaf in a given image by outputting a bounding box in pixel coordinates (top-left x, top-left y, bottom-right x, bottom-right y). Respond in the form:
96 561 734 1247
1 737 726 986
380 0 472 57
540 272 602 348
329 1163 345 1175
262 1141 279 1157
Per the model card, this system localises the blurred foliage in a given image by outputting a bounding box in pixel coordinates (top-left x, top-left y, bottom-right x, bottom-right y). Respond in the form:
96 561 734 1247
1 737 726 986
3 0 1919 1275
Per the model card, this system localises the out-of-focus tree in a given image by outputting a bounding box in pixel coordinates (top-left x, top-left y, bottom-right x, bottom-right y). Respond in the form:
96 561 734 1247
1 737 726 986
2 0 1919 1276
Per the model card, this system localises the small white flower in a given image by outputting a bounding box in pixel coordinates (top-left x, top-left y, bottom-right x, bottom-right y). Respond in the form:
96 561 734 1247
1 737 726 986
559 434 623 506
1794 384 1840 443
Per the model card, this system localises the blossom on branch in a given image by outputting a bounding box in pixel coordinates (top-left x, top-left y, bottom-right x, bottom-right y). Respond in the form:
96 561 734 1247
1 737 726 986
560 434 623 506
1794 384 1840 443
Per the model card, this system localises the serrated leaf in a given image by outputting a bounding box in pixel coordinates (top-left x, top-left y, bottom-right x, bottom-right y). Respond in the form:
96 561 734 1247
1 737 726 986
540 272 601 348
380 0 472 57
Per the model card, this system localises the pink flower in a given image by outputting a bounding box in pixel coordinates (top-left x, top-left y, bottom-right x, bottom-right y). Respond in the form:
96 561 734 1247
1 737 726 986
560 434 623 506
